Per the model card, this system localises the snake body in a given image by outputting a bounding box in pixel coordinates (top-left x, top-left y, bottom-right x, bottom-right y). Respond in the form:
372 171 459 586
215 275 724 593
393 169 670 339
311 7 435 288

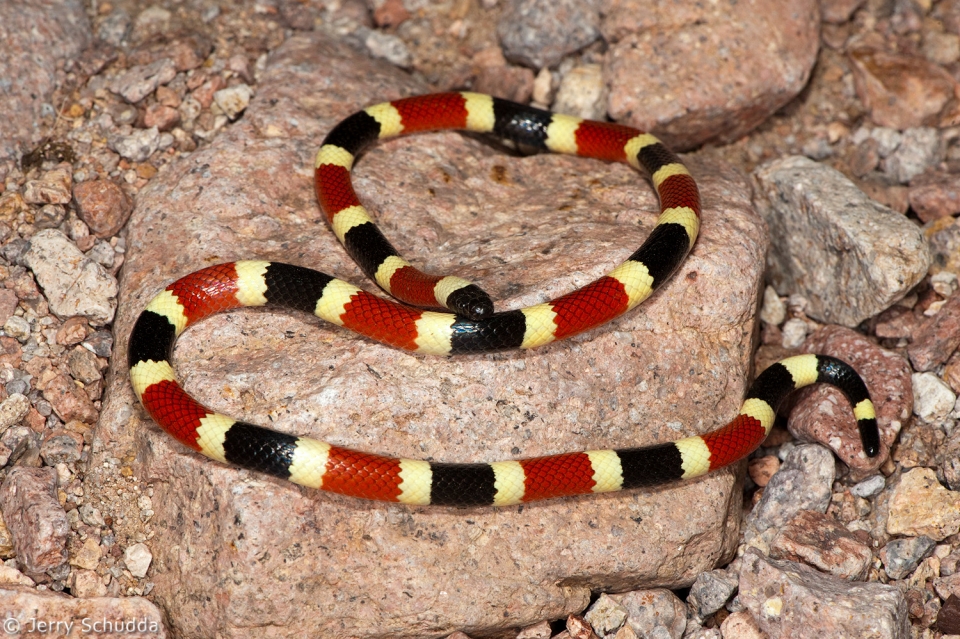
128 93 880 507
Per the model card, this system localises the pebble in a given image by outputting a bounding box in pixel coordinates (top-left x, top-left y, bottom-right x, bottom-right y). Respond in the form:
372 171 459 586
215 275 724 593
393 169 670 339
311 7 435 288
760 285 786 325
82 330 114 357
565 614 599 639
769 510 873 581
363 30 413 68
98 10 131 46
882 127 943 183
780 318 808 348
0 564 35 587
908 170 960 222
912 372 957 424
583 593 627 635
753 156 930 326
213 84 255 120
848 49 955 130
686 569 739 621
516 620 552 639
21 229 118 325
497 0 600 69
72 178 134 238
746 445 836 542
908 291 960 372
39 429 83 465
887 467 960 541
85 241 116 269
719 611 764 639
78 503 105 527
42 373 99 424
3 315 30 342
109 58 177 103
880 536 936 580
0 467 69 577
851 474 886 498
22 167 72 205
738 549 909 638
110 126 161 162
605 589 687 639
0 393 29 433
69 536 102 571
747 455 779 487
552 63 606 120
70 568 107 598
123 542 153 578
35 204 66 229
0 290 17 326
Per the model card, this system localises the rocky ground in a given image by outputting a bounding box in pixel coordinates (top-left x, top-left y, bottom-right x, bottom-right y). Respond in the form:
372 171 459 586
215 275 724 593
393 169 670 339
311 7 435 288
0 0 959 637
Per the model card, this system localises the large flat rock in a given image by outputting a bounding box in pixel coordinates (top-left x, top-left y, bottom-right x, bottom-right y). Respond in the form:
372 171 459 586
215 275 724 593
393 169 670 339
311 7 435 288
93 33 767 638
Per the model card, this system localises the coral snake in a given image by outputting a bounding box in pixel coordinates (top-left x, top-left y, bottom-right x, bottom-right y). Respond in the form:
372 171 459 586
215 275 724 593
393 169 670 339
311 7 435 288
128 92 881 507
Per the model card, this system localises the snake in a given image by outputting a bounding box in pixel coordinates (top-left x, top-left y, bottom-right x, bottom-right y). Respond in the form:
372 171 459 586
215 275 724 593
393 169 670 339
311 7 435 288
128 92 881 507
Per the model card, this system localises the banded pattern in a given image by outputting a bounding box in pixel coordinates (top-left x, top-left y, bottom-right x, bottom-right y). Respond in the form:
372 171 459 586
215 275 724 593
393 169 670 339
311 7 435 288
314 91 700 323
129 93 881 507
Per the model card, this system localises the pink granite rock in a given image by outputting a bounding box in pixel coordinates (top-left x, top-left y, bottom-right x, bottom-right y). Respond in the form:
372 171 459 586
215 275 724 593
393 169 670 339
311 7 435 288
93 33 767 638
603 0 820 150
796 326 909 474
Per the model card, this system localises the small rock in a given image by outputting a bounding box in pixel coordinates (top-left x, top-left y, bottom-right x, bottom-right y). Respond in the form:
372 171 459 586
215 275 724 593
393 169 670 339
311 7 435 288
78 503 105 527
56 317 90 346
746 445 835 538
67 345 102 384
553 63 607 120
888 467 960 540
738 548 909 638
21 229 118 325
497 0 600 69
213 84 255 120
41 374 99 424
22 166 72 205
516 620 552 639
769 510 873 580
908 291 960 372
70 568 108 597
2 316 30 343
98 10 131 46
796 325 910 472
0 467 69 576
110 126 161 162
848 49 955 130
686 569 739 621
781 318 808 348
0 564 35 587
760 286 786 325
0 394 29 433
608 589 687 639
937 594 960 634
718 611 764 639
912 372 956 424
123 542 153 578
909 170 960 223
40 429 83 465
753 156 930 326
73 178 133 238
880 536 936 579
882 127 943 183
584 593 628 635
82 330 114 357
748 456 779 487
364 30 412 68
69 536 102 571
566 614 599 639
143 103 181 131
109 58 177 103
851 474 886 498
